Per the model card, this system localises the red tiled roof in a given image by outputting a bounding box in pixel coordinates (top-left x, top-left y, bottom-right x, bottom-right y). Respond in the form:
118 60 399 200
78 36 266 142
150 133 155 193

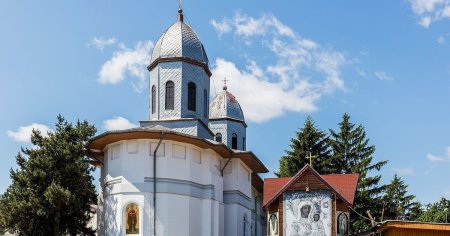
263 168 359 207
322 174 359 205
263 177 291 206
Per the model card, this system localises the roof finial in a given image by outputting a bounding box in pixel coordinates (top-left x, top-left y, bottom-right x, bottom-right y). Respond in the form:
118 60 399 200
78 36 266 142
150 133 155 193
222 77 228 90
178 0 183 22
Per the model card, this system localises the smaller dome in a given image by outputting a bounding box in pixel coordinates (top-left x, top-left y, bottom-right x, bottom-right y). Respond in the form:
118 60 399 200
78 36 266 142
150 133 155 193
209 87 245 122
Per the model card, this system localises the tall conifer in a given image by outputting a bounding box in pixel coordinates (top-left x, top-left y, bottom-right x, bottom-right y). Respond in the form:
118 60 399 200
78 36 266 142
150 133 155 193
382 174 418 221
276 116 332 177
328 113 387 231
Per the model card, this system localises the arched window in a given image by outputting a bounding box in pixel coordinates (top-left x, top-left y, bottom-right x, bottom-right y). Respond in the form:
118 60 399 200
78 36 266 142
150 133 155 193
188 82 196 111
151 85 156 114
203 89 208 117
215 133 222 143
232 133 237 149
165 81 174 110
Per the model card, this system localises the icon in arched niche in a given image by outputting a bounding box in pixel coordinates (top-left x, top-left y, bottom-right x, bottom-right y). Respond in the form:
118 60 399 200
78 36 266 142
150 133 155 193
268 213 279 236
337 212 349 236
125 203 139 234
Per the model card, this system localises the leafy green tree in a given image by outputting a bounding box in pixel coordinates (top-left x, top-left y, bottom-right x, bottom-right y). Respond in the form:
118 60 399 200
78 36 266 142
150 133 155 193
417 198 450 223
382 174 418 221
276 116 332 177
328 113 387 231
0 116 97 236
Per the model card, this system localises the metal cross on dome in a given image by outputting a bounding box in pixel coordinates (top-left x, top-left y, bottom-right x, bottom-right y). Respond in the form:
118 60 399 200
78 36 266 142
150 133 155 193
222 77 228 90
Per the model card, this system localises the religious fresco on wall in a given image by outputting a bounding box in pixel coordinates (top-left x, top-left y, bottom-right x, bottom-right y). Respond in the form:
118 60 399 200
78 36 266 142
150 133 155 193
125 203 139 234
283 191 331 236
268 213 279 236
337 212 349 236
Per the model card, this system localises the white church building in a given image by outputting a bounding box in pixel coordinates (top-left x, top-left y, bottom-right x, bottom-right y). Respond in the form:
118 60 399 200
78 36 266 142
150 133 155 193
87 8 269 236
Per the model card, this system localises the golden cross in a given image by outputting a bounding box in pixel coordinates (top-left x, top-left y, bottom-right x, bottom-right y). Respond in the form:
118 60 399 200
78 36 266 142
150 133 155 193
307 152 318 168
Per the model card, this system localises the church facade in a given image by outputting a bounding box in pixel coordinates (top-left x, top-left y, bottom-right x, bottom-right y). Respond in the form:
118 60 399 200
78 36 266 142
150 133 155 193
263 165 358 236
87 8 268 236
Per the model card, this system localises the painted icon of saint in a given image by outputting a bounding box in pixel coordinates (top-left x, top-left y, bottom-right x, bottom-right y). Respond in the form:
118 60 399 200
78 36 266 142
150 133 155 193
126 203 139 234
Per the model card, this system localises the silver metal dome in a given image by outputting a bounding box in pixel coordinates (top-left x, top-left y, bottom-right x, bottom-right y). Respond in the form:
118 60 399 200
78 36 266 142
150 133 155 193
150 21 209 66
209 87 245 122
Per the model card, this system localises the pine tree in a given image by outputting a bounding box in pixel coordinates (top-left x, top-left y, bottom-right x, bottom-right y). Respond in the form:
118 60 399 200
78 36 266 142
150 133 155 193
0 115 97 236
328 113 387 231
382 174 418 221
276 116 332 177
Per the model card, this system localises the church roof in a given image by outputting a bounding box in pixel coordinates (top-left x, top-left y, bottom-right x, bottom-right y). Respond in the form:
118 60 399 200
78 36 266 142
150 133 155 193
262 165 359 208
85 126 269 173
209 87 245 123
149 10 209 67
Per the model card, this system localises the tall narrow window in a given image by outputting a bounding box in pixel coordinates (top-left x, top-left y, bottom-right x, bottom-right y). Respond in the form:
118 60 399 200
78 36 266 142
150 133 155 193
232 133 237 149
243 137 246 151
151 85 156 114
188 82 196 111
203 89 208 117
165 81 174 110
215 133 222 143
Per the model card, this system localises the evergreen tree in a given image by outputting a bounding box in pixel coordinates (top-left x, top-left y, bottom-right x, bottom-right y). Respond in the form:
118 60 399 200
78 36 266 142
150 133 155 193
407 201 423 221
382 174 418 221
276 116 332 177
417 198 450 223
328 113 387 231
0 116 97 236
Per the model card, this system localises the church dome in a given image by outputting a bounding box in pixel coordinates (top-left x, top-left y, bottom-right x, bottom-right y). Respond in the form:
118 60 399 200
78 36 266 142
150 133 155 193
150 10 209 66
209 86 245 122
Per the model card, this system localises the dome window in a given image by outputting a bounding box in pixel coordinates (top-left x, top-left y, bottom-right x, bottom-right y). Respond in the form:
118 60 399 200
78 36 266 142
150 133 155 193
215 133 222 143
188 82 196 111
151 85 156 114
165 81 174 110
232 133 237 149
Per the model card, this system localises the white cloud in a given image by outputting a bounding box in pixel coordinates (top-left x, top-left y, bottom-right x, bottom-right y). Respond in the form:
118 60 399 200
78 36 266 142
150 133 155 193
356 68 367 78
408 0 450 27
90 37 116 51
103 116 138 131
437 35 446 44
210 12 348 123
392 167 415 176
98 40 153 93
426 147 450 163
210 19 232 37
374 71 393 81
7 123 52 143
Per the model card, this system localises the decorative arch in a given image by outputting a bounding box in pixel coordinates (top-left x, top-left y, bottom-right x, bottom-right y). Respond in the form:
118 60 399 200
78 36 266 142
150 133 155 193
165 81 174 110
188 82 196 111
123 202 140 234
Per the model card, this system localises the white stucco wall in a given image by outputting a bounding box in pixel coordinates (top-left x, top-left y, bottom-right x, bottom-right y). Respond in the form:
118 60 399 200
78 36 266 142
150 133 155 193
100 139 230 236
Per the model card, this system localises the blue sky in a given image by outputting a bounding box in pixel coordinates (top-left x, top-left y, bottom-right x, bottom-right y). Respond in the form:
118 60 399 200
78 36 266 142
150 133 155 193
1 0 450 205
